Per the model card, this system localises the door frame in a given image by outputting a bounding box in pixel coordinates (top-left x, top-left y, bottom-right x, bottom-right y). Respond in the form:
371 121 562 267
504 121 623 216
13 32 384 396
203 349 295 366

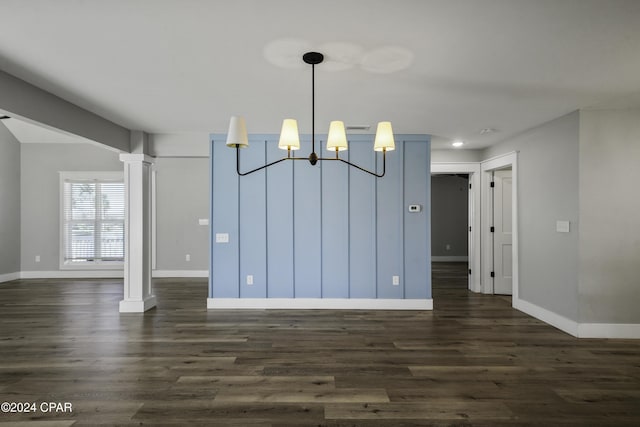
430 162 481 293
480 152 519 304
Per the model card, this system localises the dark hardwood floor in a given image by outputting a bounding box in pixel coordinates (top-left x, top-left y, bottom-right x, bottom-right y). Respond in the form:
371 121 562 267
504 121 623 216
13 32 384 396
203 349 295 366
1 263 639 426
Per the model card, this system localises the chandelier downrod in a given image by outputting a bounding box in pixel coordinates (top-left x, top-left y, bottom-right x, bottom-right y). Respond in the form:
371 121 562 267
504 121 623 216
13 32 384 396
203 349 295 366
304 51 323 165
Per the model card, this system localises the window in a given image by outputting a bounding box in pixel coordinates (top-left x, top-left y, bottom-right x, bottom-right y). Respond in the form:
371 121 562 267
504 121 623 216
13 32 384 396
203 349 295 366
60 172 125 269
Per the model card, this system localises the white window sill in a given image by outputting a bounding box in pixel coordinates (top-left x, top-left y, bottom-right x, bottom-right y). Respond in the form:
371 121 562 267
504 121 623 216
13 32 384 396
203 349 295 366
60 262 124 271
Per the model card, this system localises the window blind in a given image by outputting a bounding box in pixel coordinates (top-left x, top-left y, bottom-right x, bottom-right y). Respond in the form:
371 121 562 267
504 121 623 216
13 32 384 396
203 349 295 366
62 179 125 264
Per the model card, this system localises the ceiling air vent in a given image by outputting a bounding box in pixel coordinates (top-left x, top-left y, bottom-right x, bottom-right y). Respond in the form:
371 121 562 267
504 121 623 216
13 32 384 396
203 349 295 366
345 125 370 131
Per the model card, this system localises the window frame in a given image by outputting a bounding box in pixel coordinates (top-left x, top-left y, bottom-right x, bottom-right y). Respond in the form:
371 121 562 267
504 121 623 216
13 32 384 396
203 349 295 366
59 171 125 270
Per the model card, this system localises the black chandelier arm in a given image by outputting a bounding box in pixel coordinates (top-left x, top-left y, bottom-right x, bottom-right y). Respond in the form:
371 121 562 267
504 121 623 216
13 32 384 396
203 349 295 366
329 153 386 178
235 145 310 176
317 148 386 178
235 145 288 176
236 146 387 177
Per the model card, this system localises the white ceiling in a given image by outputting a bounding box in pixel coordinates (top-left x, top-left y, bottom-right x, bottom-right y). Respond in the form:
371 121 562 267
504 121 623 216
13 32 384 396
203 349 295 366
1 0 639 150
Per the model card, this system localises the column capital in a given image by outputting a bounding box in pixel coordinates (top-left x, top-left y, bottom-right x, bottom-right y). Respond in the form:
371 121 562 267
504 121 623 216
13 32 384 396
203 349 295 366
119 153 155 164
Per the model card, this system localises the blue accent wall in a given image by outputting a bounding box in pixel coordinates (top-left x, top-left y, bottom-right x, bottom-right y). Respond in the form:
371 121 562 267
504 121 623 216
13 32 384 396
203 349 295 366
210 134 431 300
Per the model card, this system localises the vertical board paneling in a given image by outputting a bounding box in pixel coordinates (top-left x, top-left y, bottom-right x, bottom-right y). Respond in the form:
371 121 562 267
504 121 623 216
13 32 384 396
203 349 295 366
239 138 267 298
293 137 322 297
376 140 404 299
210 138 239 297
266 138 294 297
210 133 431 302
321 146 349 298
348 137 377 298
404 140 431 299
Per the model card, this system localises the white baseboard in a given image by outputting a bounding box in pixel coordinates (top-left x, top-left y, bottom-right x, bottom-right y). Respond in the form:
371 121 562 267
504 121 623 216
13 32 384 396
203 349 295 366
432 256 468 262
14 270 208 279
514 298 640 339
20 270 124 279
152 270 208 278
207 298 433 310
119 295 157 313
577 323 640 339
0 272 20 283
513 298 579 337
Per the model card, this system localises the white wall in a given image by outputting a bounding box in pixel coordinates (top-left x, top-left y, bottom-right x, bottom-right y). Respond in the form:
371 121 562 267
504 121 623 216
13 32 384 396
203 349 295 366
19 142 210 275
579 109 640 324
431 149 483 163
0 122 21 278
483 112 581 322
20 143 122 271
154 157 209 271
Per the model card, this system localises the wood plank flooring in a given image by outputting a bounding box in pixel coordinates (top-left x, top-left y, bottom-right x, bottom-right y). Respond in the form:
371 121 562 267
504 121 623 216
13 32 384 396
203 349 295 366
1 263 639 426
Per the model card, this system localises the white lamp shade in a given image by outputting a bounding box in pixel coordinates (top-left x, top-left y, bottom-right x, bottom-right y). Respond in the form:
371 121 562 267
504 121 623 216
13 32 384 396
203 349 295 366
278 119 301 150
225 116 249 148
373 121 395 151
326 121 348 151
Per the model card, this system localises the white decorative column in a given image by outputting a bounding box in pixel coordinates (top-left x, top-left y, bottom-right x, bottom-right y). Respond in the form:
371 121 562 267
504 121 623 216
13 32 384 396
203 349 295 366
119 153 156 312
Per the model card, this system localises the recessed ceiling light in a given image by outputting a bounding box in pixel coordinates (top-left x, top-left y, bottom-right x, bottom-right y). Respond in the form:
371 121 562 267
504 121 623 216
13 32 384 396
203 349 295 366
452 140 464 148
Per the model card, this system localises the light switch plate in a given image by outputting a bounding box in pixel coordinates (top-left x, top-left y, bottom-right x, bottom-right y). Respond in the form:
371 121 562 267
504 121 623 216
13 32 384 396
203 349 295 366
215 233 229 243
556 221 570 233
199 218 209 226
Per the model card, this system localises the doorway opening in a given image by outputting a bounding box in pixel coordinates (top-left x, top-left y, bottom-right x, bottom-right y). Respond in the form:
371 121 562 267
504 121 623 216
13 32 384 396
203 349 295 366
430 163 481 293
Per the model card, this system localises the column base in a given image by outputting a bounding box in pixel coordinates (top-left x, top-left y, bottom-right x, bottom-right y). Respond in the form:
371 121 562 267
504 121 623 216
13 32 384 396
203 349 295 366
119 295 157 313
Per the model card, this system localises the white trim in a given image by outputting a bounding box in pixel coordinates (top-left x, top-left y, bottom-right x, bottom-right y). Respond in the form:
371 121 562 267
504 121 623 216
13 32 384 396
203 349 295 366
0 272 20 283
430 162 481 293
119 153 154 164
58 171 125 181
480 151 519 302
58 171 125 270
431 162 481 172
151 169 157 270
513 298 579 337
16 270 209 279
152 270 209 278
59 262 124 270
20 270 124 279
514 298 640 339
578 323 640 339
432 256 468 262
119 155 155 313
119 295 157 313
207 298 433 310
480 151 520 166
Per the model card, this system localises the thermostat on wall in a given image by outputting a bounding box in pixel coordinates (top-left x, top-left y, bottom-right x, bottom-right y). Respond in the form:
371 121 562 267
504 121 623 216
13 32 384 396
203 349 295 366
408 204 422 213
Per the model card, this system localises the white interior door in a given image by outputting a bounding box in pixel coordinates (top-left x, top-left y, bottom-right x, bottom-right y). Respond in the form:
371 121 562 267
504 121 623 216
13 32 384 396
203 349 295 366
493 169 513 295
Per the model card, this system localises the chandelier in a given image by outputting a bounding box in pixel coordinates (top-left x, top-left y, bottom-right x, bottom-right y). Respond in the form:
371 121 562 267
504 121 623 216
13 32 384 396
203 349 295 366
225 52 395 177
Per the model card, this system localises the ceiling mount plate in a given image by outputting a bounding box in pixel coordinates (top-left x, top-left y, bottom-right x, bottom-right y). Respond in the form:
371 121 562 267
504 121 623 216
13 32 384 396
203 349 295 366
303 52 324 65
